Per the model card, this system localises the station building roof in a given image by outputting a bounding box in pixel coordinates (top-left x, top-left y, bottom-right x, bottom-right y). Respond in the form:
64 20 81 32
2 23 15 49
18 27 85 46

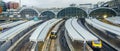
57 7 87 18
89 7 117 18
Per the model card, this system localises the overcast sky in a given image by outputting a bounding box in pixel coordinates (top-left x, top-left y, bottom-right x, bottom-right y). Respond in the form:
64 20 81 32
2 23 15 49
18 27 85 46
3 0 111 8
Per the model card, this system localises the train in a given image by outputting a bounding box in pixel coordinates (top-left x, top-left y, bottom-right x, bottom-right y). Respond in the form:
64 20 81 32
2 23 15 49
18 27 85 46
50 20 64 39
91 40 102 48
29 19 63 51
50 31 57 39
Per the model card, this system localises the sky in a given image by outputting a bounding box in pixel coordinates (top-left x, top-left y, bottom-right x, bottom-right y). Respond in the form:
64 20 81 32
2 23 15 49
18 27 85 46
3 0 111 8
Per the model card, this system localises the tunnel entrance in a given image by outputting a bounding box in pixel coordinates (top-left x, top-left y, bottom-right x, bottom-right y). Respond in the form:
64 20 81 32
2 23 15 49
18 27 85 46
89 8 117 19
40 11 55 20
57 7 87 18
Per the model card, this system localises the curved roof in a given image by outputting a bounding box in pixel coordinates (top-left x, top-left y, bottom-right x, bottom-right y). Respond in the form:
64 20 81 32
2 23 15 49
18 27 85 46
65 19 84 41
40 11 55 19
19 7 39 18
38 19 62 41
29 19 57 42
0 21 25 29
89 7 117 18
19 7 39 14
30 19 62 42
57 7 87 18
65 18 98 41
86 18 120 38
105 17 120 24
0 20 41 41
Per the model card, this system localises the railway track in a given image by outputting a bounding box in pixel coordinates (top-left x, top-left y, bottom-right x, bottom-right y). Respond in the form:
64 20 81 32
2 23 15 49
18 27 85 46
8 27 36 51
21 42 34 51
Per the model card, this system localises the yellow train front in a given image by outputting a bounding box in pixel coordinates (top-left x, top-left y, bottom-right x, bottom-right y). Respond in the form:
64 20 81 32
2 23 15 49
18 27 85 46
50 31 57 39
92 40 102 49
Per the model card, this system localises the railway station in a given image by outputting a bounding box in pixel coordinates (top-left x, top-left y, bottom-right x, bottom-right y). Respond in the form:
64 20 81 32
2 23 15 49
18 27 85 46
0 0 120 51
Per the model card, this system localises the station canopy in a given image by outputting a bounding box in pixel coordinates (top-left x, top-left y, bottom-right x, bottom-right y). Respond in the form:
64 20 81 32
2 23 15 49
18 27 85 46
57 7 87 18
89 7 117 18
40 11 55 20
19 7 39 19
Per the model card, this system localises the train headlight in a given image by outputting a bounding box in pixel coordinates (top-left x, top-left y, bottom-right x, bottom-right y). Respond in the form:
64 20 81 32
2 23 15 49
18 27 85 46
103 15 107 19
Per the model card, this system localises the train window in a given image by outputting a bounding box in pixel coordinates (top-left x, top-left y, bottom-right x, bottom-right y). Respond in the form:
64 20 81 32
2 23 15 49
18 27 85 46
51 32 54 35
94 40 101 44
51 31 57 35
